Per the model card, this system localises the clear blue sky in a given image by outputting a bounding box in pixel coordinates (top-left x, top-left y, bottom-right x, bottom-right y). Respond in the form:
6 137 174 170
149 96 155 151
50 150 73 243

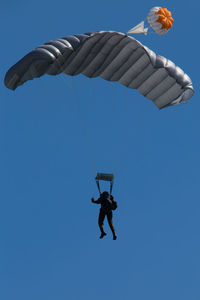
1 1 199 299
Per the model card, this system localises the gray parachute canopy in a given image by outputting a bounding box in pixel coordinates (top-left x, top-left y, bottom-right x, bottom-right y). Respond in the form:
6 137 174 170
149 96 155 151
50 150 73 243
4 31 194 109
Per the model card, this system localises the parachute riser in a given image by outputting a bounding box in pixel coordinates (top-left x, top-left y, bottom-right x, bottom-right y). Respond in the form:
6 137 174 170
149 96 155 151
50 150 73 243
96 180 101 195
95 172 114 196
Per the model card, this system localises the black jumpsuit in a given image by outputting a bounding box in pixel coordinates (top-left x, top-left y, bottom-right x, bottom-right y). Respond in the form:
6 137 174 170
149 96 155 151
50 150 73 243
92 194 117 239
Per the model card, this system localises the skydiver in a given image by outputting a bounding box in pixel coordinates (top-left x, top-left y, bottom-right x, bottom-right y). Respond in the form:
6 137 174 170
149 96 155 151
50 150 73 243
91 191 117 240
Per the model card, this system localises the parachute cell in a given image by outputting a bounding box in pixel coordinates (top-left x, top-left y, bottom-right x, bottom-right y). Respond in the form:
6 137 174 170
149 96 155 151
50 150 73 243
4 31 194 109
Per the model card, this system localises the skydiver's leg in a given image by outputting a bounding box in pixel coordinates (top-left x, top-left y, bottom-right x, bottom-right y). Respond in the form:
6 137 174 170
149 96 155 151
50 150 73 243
107 211 117 240
98 209 107 239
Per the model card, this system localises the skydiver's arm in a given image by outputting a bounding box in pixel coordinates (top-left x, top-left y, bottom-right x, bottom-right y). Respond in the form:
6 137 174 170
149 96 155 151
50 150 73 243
91 197 101 204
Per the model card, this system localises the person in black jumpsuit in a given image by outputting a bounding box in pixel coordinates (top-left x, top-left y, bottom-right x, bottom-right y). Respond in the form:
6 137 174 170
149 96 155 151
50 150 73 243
91 191 117 240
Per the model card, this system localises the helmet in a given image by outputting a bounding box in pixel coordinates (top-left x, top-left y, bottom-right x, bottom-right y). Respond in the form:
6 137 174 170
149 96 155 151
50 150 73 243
101 191 109 197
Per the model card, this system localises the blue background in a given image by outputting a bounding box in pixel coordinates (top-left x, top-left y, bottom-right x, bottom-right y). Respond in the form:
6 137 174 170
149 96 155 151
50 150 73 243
1 1 199 299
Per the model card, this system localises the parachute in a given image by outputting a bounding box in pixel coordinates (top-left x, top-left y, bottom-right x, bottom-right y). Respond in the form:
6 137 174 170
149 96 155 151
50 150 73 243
128 6 174 35
148 7 174 35
4 31 194 109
